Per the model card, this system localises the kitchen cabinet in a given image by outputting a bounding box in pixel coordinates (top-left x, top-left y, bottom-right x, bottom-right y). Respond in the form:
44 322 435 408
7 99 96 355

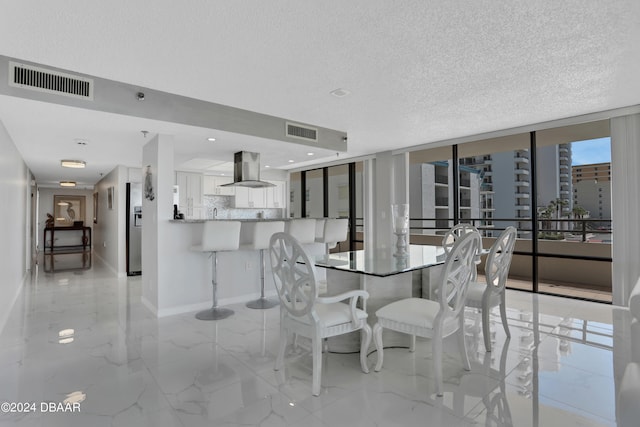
234 181 285 208
265 180 286 208
203 175 235 196
234 186 266 208
176 171 203 218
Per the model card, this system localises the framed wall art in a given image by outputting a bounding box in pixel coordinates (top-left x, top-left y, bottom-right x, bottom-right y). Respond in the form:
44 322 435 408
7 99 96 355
54 195 86 227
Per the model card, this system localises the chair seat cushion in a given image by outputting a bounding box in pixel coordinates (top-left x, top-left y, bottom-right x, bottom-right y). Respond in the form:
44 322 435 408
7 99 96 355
466 282 500 306
296 302 368 328
376 298 440 329
466 282 485 302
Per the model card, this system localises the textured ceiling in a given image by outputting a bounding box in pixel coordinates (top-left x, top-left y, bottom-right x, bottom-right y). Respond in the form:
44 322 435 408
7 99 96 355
0 1 639 186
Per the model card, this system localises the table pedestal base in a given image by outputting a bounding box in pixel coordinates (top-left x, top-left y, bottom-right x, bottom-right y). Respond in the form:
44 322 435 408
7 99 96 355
325 269 422 353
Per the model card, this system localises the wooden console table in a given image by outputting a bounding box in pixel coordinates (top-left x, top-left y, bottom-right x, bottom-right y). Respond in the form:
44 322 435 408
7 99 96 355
43 226 92 253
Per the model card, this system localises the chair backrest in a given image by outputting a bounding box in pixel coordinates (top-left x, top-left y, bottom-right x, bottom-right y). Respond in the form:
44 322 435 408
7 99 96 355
201 221 241 252
285 218 317 244
484 227 517 296
242 221 285 250
437 230 481 320
269 232 318 317
442 223 480 255
320 218 349 246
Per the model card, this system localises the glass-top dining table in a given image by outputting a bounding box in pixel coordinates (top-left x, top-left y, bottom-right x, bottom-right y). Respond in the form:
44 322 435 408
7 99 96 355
314 244 447 277
313 244 447 352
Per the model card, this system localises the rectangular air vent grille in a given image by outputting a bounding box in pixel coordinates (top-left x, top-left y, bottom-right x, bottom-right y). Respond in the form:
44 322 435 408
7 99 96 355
286 122 318 142
9 61 94 100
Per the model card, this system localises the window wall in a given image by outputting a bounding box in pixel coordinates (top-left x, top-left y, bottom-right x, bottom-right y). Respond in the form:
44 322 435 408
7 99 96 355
289 162 363 251
408 145 453 235
535 121 611 299
408 119 612 302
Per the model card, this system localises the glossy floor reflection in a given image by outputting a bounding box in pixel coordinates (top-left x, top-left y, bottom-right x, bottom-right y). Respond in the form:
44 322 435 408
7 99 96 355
0 256 619 426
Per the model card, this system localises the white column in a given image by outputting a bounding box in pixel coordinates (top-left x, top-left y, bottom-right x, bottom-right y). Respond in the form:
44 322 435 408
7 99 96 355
611 113 640 306
363 151 410 252
141 134 175 314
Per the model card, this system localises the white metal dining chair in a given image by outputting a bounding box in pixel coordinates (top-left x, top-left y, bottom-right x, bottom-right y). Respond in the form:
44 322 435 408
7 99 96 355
442 223 479 253
373 231 481 396
269 231 371 396
443 223 483 281
465 226 517 352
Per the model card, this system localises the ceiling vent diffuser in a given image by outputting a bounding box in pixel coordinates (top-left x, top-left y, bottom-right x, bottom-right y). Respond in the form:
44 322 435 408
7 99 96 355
8 61 94 100
286 122 318 142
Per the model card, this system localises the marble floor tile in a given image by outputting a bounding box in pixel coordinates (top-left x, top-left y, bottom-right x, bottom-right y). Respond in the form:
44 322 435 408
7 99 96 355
0 257 623 427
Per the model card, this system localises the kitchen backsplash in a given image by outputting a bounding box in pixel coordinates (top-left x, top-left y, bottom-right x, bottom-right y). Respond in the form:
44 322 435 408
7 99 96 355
203 195 284 219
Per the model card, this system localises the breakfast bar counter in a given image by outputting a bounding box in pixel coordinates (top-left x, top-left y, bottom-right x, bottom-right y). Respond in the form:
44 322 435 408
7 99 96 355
160 218 326 317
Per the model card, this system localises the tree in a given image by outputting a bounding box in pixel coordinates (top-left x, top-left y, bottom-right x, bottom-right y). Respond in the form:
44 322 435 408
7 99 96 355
571 205 589 232
548 198 568 231
538 205 554 231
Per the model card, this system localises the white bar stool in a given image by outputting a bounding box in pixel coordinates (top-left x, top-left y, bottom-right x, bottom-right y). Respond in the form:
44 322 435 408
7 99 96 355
241 221 285 309
193 220 242 321
316 218 349 254
314 218 326 243
285 218 317 244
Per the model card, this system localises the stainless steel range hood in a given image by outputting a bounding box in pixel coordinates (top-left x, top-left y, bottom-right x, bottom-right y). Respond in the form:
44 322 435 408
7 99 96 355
221 151 275 188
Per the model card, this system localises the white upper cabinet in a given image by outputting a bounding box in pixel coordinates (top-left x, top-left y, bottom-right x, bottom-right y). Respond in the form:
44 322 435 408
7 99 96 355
265 180 286 208
176 171 203 218
203 175 235 195
234 186 266 208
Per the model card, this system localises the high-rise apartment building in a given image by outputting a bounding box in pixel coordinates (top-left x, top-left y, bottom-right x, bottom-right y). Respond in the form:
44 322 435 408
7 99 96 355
409 143 573 237
572 162 612 220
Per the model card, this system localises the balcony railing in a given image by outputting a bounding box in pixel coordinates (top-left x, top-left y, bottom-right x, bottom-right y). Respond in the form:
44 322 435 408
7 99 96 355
408 217 611 244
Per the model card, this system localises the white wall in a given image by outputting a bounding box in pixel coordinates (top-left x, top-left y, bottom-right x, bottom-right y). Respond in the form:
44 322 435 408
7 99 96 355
93 165 127 277
0 119 29 331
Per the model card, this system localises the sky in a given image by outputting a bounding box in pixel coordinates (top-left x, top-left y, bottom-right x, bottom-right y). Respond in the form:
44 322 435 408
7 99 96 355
571 137 611 166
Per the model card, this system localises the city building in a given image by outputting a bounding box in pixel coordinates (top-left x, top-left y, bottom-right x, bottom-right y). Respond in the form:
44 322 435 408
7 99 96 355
573 162 613 221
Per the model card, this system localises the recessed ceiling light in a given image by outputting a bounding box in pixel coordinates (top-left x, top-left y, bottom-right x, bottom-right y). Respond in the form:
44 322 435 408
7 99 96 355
207 137 216 142
330 88 351 98
60 181 76 187
265 165 270 168
61 159 86 168
307 152 314 156
288 160 294 163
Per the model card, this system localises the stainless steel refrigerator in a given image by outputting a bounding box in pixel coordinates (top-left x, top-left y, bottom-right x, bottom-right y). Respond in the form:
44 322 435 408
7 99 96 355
126 182 142 276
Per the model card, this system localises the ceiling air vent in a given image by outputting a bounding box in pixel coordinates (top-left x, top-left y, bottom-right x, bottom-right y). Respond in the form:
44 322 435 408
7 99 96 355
286 122 318 142
8 61 94 100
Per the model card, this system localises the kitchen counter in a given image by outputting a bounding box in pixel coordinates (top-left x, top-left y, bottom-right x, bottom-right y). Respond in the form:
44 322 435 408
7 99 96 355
160 217 329 316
